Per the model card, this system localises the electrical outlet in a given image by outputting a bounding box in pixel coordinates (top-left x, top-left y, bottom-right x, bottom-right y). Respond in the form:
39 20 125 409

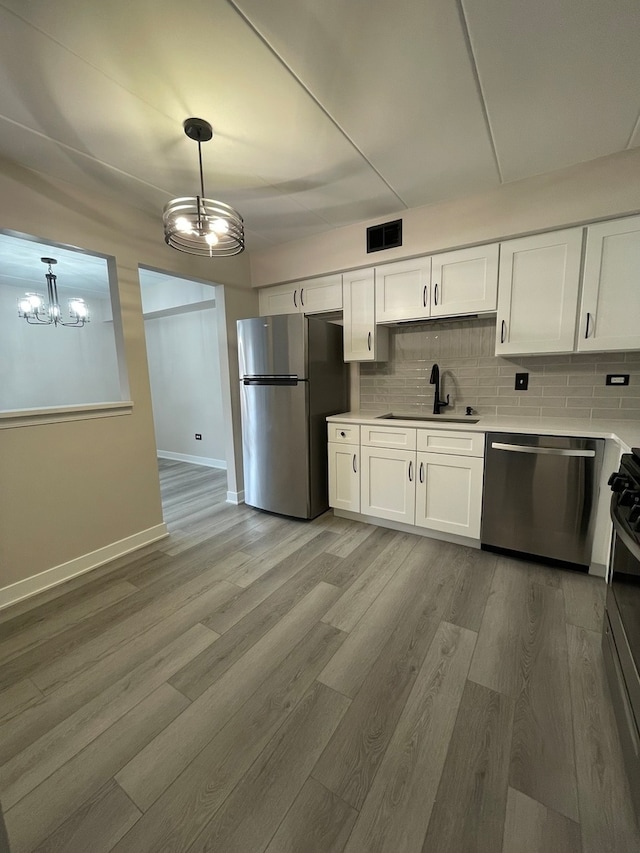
515 372 529 391
606 374 629 386
195 433 202 440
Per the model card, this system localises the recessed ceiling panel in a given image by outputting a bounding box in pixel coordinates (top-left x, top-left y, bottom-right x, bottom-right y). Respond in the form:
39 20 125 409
461 0 640 181
232 0 500 206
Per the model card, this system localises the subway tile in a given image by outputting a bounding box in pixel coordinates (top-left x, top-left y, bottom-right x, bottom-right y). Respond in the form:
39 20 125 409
475 396 506 406
566 397 620 408
518 396 560 407
544 362 596 373
496 405 530 416
539 407 591 418
558 385 596 397
594 363 629 374
534 374 569 386
592 385 640 397
620 399 640 410
591 409 640 421
567 373 598 384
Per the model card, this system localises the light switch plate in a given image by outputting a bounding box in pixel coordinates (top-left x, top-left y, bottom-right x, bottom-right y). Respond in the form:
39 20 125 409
515 372 529 390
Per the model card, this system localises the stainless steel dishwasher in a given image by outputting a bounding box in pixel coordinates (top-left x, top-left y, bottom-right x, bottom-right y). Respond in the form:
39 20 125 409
481 432 604 570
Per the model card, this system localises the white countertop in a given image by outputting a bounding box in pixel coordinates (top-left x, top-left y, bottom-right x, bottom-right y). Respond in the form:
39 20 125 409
327 410 640 451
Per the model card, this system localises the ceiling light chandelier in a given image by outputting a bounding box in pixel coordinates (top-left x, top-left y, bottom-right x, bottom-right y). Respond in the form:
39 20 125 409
17 258 89 327
163 117 244 257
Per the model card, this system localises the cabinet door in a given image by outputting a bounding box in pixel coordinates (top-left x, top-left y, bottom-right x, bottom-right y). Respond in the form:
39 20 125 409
375 258 431 322
431 244 499 317
328 443 359 512
495 228 583 355
578 215 640 352
415 452 483 538
343 268 389 362
299 274 343 314
258 283 299 316
360 446 415 524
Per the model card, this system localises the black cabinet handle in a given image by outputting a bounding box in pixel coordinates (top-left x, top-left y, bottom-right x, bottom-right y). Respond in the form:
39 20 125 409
500 320 506 344
367 331 372 351
353 453 357 473
585 312 592 339
340 431 346 437
293 290 297 308
434 283 438 306
419 462 424 483
408 460 413 482
300 288 304 307
423 285 427 308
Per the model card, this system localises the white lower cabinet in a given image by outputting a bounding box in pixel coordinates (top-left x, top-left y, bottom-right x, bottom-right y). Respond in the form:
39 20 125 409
415 452 484 538
360 446 416 524
328 422 485 542
328 443 360 512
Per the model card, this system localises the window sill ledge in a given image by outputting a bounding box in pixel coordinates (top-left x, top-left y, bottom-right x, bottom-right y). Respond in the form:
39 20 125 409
0 401 134 429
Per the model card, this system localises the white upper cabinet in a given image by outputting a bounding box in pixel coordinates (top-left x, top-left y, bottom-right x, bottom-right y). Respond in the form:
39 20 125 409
495 228 583 356
375 245 498 324
577 215 640 352
431 243 499 317
343 268 389 362
259 282 299 316
375 257 431 323
258 274 342 316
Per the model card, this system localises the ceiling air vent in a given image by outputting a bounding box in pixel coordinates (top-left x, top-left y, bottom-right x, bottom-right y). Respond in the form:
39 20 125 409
367 219 402 253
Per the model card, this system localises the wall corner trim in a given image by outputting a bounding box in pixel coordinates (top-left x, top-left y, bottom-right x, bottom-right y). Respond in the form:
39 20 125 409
0 523 169 611
226 490 245 505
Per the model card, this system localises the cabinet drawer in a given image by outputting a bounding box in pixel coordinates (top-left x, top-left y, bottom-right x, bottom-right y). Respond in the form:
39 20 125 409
416 429 484 457
328 423 360 445
361 425 416 450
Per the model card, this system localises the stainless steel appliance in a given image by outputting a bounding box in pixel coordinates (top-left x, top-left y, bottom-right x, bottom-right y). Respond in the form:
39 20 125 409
604 448 640 816
237 314 347 519
481 432 604 569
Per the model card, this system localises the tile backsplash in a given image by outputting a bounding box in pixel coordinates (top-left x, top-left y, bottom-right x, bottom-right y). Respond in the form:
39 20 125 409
359 317 640 421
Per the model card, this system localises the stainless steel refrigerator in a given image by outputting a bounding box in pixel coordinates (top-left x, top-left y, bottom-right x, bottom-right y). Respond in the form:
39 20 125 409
237 314 348 519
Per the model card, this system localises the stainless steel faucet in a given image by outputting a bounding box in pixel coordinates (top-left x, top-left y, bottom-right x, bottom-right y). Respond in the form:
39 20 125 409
429 363 450 415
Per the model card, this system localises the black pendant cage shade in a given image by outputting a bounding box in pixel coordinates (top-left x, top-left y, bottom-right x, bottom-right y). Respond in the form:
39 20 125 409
163 118 245 257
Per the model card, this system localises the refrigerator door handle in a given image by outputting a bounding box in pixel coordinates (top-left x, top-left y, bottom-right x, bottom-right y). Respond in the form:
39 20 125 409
243 376 299 386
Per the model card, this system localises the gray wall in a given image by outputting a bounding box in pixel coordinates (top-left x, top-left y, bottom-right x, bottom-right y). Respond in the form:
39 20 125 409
1 283 120 411
145 308 226 466
360 317 640 420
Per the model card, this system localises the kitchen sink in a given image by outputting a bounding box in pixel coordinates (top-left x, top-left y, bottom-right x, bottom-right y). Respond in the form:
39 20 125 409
376 413 480 424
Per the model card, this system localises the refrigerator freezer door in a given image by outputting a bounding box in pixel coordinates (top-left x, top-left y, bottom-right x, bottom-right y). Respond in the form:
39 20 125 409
238 314 307 379
240 380 310 517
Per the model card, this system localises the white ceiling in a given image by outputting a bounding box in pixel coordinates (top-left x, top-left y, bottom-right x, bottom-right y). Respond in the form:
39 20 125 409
0 0 638 255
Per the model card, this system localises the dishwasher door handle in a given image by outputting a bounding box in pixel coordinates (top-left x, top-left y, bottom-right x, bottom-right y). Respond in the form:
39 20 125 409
491 442 596 458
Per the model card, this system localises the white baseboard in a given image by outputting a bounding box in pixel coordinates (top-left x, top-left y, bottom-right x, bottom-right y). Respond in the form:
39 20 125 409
157 451 227 469
0 523 169 612
227 489 245 505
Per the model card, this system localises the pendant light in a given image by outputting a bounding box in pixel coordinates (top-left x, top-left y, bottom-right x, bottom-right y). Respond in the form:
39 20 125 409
17 257 89 327
163 118 244 257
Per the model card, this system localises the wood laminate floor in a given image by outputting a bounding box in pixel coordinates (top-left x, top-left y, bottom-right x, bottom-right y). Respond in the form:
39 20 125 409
0 459 638 852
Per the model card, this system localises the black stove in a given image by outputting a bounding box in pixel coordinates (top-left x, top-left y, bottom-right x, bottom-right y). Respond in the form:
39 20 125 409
604 446 640 817
609 447 640 546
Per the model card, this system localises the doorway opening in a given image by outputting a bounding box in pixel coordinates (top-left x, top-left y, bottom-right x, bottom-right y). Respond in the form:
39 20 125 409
139 267 233 535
